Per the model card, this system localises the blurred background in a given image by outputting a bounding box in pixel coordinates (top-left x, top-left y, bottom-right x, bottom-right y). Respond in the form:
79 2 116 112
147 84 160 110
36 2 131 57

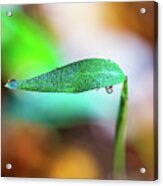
1 2 157 180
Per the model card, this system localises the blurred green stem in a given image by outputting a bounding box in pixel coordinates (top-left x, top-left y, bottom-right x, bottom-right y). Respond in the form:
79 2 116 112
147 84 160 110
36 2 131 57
113 77 128 178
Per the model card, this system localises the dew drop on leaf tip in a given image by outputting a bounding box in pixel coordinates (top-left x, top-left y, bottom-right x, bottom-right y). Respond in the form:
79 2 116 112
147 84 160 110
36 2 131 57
4 79 18 90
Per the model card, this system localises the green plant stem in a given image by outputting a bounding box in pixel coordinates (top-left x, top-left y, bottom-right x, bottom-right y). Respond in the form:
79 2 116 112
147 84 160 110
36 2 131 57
113 77 128 178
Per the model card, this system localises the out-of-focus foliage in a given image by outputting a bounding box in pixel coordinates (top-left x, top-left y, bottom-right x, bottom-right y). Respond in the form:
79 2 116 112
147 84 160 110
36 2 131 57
2 6 61 81
5 88 120 127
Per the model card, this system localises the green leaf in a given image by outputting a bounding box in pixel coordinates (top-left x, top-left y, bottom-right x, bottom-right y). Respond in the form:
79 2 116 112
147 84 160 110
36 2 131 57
5 58 125 93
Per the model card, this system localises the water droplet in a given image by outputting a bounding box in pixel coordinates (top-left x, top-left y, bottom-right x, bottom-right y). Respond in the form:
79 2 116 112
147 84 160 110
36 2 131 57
105 86 113 94
106 58 111 61
6 11 12 17
5 79 18 90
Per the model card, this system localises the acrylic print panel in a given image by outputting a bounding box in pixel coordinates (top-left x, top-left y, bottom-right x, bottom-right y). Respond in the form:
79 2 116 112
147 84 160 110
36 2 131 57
1 1 158 180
